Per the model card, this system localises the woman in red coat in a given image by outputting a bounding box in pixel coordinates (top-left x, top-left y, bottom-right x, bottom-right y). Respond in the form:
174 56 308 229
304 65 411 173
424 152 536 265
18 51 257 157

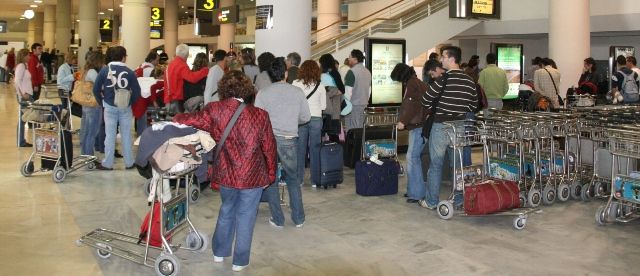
173 70 277 272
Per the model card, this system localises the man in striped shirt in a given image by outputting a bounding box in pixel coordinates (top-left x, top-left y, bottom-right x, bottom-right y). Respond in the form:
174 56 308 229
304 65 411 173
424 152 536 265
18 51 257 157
419 46 478 209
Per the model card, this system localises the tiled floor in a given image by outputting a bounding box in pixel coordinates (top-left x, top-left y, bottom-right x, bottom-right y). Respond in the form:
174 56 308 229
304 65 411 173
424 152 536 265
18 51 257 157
1 81 639 276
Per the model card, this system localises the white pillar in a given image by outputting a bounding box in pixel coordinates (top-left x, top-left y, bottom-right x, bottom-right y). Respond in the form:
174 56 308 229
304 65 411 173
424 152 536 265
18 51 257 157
112 15 120 43
255 0 311 60
549 0 590 101
43 5 56 50
78 0 99 68
317 0 341 44
122 0 150 68
164 0 178 60
56 0 72 55
28 19 36 47
217 0 236 52
34 12 45 46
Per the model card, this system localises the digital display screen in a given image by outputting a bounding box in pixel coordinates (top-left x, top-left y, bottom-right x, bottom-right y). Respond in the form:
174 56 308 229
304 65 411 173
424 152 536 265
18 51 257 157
99 19 112 30
471 0 494 15
213 5 239 25
366 38 406 106
150 7 164 39
195 0 219 20
496 44 523 100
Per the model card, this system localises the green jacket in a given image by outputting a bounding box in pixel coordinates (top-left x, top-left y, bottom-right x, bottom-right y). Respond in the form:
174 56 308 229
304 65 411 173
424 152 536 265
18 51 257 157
478 64 509 100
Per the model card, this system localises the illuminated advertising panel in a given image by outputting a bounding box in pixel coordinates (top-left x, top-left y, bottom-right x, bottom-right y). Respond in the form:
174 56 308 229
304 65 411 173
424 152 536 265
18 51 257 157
365 38 406 107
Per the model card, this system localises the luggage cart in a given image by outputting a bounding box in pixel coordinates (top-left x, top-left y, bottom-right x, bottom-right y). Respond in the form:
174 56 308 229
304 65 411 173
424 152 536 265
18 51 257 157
437 119 537 230
19 103 96 183
77 163 207 276
595 127 640 225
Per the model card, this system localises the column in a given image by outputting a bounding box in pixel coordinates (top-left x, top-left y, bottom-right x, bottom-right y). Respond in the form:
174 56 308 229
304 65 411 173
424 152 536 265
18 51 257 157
56 0 72 55
28 18 36 47
122 0 150 68
549 0 590 102
255 0 311 60
217 0 236 52
78 0 99 68
34 12 45 46
164 0 178 60
112 15 120 43
43 5 56 50
316 0 341 44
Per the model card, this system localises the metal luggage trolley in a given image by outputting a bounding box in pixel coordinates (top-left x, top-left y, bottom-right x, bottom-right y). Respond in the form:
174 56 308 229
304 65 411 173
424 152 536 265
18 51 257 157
77 163 207 276
361 108 401 168
19 103 97 183
595 127 640 225
437 119 537 230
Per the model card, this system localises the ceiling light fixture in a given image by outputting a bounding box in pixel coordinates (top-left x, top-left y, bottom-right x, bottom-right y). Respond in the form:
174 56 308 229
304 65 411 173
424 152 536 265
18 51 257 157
34 0 43 3
24 9 35 19
98 12 105 15
108 8 113 11
30 4 38 8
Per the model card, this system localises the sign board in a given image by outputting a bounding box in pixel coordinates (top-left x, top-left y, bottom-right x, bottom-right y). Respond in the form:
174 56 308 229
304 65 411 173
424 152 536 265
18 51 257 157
471 0 494 15
0 21 7 33
450 0 500 19
150 7 164 39
195 0 219 20
99 19 112 30
213 5 239 25
256 5 274 30
365 38 406 107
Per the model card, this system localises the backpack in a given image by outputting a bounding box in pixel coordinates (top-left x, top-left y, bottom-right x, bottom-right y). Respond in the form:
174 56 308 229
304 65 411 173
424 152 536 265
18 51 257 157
135 64 152 78
619 71 639 95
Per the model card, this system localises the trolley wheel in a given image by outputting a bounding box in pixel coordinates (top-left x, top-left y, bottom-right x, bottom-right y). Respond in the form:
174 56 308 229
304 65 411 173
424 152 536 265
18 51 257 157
581 183 593 201
594 182 607 197
188 184 200 204
595 205 607 226
436 201 454 220
95 243 112 259
20 161 34 177
542 186 556 205
557 184 570 202
518 191 527 207
155 253 180 276
513 216 527 230
185 230 209 253
86 161 96 171
527 189 541 208
52 166 66 183
570 181 582 200
607 202 620 223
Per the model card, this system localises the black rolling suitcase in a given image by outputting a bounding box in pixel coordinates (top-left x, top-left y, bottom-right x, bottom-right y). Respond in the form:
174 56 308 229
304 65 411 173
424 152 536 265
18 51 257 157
314 141 343 189
344 126 394 168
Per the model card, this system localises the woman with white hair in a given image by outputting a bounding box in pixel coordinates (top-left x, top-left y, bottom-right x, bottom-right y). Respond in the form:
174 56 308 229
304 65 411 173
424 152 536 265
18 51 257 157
163 44 209 114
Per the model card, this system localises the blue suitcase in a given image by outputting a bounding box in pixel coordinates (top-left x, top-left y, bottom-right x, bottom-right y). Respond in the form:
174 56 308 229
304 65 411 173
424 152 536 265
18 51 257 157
355 159 399 196
313 142 343 189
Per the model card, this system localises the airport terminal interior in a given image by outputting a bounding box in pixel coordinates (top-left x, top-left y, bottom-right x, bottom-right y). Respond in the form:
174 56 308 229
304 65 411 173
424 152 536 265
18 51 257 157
1 0 640 275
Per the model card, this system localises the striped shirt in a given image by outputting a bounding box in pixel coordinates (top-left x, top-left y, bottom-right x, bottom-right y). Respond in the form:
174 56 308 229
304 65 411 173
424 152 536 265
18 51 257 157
422 69 478 122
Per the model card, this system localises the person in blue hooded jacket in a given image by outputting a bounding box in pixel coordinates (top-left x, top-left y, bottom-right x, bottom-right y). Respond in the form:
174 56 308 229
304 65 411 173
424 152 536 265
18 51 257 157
92 46 141 170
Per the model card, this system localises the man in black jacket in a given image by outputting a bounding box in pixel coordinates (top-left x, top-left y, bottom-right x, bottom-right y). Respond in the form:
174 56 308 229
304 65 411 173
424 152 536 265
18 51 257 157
419 46 478 210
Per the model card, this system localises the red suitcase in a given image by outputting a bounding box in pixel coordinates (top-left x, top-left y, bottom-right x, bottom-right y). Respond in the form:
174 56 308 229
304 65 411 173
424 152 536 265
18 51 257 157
464 179 520 215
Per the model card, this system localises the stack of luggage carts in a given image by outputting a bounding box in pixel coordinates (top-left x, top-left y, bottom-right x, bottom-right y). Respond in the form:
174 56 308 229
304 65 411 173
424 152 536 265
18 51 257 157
77 122 213 276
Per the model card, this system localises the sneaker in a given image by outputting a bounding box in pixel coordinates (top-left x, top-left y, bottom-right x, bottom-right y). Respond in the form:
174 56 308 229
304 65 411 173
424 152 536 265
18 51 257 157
125 165 135 170
295 222 304 228
96 164 113 171
213 256 224 263
311 184 317 188
114 151 123 158
19 142 33 148
232 265 247 272
268 218 283 229
418 199 436 210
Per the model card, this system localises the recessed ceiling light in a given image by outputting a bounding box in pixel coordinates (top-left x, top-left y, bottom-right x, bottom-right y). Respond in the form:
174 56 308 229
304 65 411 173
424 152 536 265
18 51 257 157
108 8 113 11
98 12 105 15
76 19 80 22
30 4 38 8
119 4 123 8
34 0 43 3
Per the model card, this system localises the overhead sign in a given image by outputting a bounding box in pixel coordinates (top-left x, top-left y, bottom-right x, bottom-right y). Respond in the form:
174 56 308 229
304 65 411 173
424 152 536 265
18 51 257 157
195 0 219 20
213 5 239 25
150 7 164 39
99 19 112 30
471 0 494 15
0 21 7 33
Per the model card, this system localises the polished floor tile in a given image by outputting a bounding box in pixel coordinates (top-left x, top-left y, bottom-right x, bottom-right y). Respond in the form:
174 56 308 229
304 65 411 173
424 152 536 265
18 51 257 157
0 82 638 275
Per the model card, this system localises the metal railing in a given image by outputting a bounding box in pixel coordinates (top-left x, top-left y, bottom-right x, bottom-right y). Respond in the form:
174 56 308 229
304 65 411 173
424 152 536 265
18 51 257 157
311 0 448 60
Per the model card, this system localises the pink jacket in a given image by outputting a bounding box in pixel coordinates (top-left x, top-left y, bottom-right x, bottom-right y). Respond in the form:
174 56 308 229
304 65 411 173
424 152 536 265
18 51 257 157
14 63 33 97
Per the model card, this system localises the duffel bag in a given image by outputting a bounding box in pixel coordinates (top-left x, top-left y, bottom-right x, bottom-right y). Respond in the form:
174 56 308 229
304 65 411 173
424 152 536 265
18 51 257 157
464 179 520 215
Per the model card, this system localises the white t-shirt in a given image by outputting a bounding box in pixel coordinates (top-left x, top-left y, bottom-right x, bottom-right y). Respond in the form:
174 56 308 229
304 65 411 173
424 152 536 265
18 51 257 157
292 80 326 117
203 64 225 104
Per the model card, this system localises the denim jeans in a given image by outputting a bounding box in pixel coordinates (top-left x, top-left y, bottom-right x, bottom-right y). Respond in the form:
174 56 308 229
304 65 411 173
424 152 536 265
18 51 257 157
297 117 323 185
213 186 262 266
264 136 305 226
95 119 106 152
426 123 451 206
102 102 134 168
135 113 148 137
80 106 102 156
406 128 426 200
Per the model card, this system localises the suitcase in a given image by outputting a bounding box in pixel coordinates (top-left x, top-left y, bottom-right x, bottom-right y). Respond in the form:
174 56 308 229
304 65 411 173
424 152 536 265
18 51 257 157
314 141 343 189
344 126 394 168
464 179 521 215
355 159 400 196
364 139 396 159
41 129 73 170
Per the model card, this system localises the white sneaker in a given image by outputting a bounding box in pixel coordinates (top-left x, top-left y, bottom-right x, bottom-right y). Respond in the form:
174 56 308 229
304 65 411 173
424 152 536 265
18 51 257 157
213 256 224 263
311 184 317 188
268 218 283 229
232 265 247 272
295 222 304 228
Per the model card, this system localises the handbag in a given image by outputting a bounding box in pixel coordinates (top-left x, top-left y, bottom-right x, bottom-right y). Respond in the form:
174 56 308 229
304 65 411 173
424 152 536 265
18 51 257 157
422 73 448 138
544 68 564 107
71 74 98 107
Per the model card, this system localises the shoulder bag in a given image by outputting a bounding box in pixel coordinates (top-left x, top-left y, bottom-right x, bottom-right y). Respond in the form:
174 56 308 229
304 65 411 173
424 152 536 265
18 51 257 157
212 102 247 165
544 68 564 107
71 72 98 107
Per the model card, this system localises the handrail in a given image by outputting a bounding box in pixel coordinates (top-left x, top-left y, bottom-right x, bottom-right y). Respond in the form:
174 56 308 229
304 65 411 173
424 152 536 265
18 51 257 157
311 0 448 60
313 18 348 35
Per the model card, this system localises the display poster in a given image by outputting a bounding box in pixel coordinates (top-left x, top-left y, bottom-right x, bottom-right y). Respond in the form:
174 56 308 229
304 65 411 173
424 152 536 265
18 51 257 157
0 21 6 33
150 7 164 39
370 43 404 105
213 5 239 25
496 45 522 99
471 0 494 14
256 5 274 30
186 45 208 70
613 46 634 58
